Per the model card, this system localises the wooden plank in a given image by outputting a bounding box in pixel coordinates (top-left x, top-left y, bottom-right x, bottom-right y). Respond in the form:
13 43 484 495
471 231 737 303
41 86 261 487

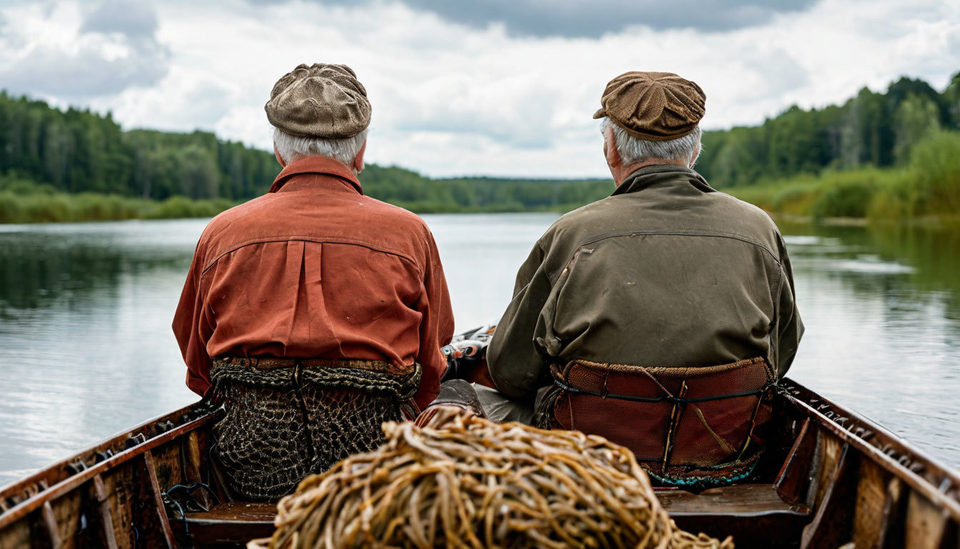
182 432 204 484
103 461 141 549
660 484 809 548
905 491 948 549
37 490 85 549
853 459 889 548
878 477 906 549
177 502 277 545
41 501 62 549
659 483 806 515
186 501 276 524
181 431 216 510
811 430 843 510
0 518 32 548
802 443 858 549
143 451 177 548
775 417 816 506
92 475 119 549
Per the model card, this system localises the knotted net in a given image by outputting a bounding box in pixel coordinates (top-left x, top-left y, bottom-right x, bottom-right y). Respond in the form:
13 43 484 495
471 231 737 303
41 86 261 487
250 407 734 548
211 360 420 501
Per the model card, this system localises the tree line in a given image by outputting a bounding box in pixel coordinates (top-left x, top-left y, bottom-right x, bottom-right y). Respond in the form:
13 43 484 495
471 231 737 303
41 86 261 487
1 71 958 215
0 93 278 201
697 73 960 187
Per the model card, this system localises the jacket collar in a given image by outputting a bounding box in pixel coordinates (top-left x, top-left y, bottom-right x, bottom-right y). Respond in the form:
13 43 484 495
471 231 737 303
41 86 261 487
269 156 363 194
611 163 715 197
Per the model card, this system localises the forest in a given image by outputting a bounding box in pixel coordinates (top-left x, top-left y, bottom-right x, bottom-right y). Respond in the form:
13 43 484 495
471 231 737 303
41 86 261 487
1 71 958 223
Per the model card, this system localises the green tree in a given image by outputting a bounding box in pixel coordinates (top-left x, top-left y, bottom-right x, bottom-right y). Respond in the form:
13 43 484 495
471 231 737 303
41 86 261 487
942 71 960 129
893 93 941 163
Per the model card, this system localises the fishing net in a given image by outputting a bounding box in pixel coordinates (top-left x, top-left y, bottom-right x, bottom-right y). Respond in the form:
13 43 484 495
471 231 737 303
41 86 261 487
250 407 734 548
210 360 421 501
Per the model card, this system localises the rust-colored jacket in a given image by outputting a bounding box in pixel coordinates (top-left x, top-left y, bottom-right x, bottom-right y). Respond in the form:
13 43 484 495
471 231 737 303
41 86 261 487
172 156 455 409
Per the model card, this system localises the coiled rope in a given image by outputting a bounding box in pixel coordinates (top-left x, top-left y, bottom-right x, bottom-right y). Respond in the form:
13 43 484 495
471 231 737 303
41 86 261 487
251 407 734 548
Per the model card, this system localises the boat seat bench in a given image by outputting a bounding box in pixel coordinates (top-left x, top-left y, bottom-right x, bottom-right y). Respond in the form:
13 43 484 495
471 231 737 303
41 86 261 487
175 502 276 546
173 483 809 547
657 483 811 548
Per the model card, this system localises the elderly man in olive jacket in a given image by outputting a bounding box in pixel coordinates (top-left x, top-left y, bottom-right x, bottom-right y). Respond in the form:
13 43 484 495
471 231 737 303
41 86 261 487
472 72 803 429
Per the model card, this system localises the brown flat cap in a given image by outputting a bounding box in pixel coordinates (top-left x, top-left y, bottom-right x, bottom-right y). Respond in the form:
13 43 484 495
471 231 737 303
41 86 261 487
265 63 371 138
593 71 705 141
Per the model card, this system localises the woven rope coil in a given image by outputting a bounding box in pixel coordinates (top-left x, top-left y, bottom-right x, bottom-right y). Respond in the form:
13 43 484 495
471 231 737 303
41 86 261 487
251 407 733 548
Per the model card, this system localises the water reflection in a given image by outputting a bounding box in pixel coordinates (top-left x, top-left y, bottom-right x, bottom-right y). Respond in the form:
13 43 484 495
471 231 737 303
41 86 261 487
0 222 197 313
0 216 959 485
782 223 960 464
0 221 205 485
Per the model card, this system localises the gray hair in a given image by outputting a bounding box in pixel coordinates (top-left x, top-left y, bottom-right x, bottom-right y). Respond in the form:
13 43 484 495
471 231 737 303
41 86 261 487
272 127 368 166
601 117 701 166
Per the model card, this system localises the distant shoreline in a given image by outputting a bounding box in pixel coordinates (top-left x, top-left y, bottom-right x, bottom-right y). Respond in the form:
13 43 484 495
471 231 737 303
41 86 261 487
0 189 581 224
3 189 958 232
4 129 959 229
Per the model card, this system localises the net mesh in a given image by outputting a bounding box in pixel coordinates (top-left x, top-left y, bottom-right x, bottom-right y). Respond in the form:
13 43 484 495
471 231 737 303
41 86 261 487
209 360 420 501
251 407 734 549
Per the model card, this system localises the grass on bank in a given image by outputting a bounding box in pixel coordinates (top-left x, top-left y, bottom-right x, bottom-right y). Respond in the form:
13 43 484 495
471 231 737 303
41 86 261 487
725 131 960 228
0 178 234 224
0 176 588 224
0 188 579 224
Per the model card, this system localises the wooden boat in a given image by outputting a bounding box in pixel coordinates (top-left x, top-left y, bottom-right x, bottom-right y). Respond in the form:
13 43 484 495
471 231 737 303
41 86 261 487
2 377 959 548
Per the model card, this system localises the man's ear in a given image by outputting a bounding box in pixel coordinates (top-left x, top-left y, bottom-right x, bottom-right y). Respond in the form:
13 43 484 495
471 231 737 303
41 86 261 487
689 142 701 168
604 127 621 168
353 140 367 174
273 144 286 167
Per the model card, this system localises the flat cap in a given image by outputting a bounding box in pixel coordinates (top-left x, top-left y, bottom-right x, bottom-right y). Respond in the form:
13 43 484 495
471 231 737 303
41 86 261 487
265 63 371 138
593 71 705 141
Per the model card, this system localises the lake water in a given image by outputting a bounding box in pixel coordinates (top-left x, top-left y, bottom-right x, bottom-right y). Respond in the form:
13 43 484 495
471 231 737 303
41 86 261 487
1 213 959 486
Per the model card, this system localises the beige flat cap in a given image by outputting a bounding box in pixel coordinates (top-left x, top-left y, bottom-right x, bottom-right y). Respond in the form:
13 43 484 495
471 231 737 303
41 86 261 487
265 63 371 138
593 71 705 141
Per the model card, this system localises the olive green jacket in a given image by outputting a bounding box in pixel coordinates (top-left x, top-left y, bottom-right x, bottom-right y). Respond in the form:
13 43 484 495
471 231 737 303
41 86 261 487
487 164 803 398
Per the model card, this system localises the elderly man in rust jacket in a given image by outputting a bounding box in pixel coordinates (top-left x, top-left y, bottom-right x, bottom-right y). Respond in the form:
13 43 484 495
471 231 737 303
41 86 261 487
173 63 454 500
473 72 804 486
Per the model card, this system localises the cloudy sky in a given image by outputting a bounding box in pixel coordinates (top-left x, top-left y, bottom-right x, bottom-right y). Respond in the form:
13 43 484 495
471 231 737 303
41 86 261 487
0 0 957 178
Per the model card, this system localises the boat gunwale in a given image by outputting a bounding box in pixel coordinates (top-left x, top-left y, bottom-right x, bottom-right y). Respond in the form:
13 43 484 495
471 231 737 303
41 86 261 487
0 402 219 529
3 377 960 539
779 378 960 521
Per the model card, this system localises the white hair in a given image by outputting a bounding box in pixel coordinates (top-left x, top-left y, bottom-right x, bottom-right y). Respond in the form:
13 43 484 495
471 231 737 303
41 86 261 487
601 117 701 166
272 127 368 166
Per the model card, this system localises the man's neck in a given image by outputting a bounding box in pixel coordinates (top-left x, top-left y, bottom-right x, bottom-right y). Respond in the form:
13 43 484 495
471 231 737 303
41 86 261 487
613 158 687 187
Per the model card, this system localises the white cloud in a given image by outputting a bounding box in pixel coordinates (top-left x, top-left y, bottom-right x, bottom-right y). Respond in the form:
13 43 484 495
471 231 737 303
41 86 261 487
94 69 233 132
0 1 169 100
0 0 957 177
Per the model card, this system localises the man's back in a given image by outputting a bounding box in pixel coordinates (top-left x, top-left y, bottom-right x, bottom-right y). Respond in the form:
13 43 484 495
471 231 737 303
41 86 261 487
488 164 802 397
175 156 453 409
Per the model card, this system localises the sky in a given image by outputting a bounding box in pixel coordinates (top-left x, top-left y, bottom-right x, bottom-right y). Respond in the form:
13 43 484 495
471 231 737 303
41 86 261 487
0 0 957 178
